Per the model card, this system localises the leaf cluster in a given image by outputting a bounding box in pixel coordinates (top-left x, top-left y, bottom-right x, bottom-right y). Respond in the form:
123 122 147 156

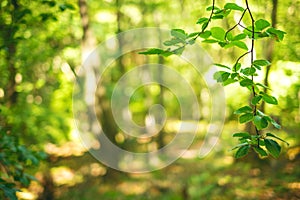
0 127 47 200
139 1 288 159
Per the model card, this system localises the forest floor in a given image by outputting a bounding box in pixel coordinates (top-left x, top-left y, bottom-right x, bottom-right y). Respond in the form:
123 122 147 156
19 123 300 200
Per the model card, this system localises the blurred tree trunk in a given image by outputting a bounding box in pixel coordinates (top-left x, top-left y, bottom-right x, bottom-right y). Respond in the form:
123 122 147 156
261 0 278 112
3 1 19 107
78 0 119 144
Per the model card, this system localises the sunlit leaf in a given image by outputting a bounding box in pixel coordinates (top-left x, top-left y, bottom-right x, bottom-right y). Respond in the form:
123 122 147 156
213 71 230 82
222 78 236 86
139 48 164 55
253 59 271 67
188 32 200 38
255 19 271 31
139 48 172 57
266 28 286 41
241 67 256 76
199 31 212 39
210 27 226 41
233 63 242 71
206 6 221 11
233 33 247 41
202 39 219 43
196 17 209 25
212 15 224 20
232 41 248 50
224 3 244 12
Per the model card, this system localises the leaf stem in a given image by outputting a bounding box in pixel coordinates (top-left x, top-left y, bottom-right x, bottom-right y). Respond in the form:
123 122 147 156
224 8 248 41
194 0 215 40
245 0 260 145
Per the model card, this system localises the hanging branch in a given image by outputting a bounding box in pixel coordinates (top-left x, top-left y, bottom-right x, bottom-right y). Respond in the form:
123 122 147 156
140 0 288 159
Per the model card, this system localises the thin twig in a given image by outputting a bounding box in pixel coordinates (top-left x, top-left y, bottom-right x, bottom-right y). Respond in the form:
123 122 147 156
194 0 215 40
225 8 248 41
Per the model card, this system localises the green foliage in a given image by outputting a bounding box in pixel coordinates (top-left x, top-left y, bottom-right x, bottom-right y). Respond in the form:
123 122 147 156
0 127 47 199
0 0 76 198
140 0 289 159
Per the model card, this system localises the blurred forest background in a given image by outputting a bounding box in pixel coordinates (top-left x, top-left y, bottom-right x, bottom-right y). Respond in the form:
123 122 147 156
0 0 300 199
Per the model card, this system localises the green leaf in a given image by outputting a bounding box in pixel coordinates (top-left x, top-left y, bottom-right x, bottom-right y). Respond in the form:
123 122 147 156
255 19 271 31
213 71 230 82
214 63 230 70
139 48 165 55
171 29 187 40
187 39 195 45
139 48 172 57
202 22 209 32
266 27 286 41
199 31 211 39
233 33 247 41
172 46 185 55
262 115 281 129
253 146 268 157
212 15 224 20
226 32 234 41
231 142 249 150
202 39 219 43
42 1 56 7
223 78 237 86
235 145 250 158
256 83 269 90
251 95 262 105
240 78 253 87
232 41 248 50
241 67 256 76
253 59 271 67
266 133 289 146
239 113 254 123
265 139 281 158
206 6 221 12
163 38 183 46
253 115 268 130
197 17 209 25
262 93 278 105
210 27 226 41
218 42 227 47
264 116 281 129
188 32 200 38
224 3 244 12
234 106 252 114
233 63 242 71
231 73 239 79
59 3 75 11
233 132 251 138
